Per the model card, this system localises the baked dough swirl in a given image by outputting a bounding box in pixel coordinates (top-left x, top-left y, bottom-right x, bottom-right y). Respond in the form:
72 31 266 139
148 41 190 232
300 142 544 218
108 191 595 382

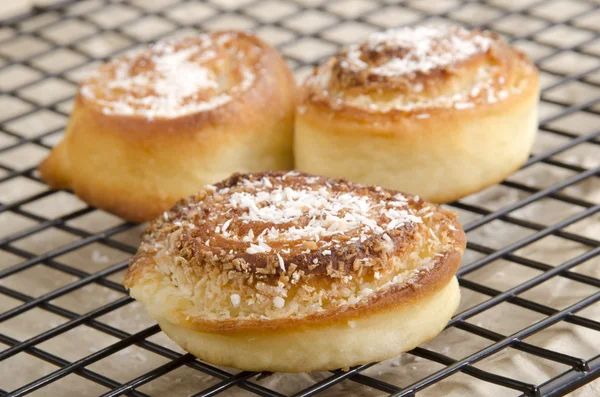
295 25 539 203
40 31 297 222
124 171 465 372
81 33 262 118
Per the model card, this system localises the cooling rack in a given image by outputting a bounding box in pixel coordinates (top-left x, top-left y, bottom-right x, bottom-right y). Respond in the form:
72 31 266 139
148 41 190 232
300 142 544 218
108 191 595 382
0 0 599 396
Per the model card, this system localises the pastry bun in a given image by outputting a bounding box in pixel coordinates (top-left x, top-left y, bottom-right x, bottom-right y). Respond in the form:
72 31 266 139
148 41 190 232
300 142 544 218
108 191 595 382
124 171 465 372
40 31 297 222
295 25 539 203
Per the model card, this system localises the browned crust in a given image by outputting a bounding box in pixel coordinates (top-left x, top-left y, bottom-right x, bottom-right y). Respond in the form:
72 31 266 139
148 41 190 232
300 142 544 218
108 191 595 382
302 74 538 132
124 171 460 279
300 56 538 126
79 31 296 132
77 39 296 135
296 84 538 205
48 169 173 223
123 171 466 333
38 136 172 223
295 73 539 205
66 32 297 140
131 238 463 334
300 27 539 122
329 28 501 90
158 172 429 276
38 31 297 223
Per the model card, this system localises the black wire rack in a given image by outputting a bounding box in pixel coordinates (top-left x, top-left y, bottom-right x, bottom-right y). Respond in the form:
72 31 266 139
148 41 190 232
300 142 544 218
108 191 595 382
0 0 599 396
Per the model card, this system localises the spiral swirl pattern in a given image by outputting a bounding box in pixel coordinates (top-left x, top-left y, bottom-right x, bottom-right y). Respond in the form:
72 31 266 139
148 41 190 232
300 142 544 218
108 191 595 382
81 32 264 119
125 172 463 321
302 25 536 115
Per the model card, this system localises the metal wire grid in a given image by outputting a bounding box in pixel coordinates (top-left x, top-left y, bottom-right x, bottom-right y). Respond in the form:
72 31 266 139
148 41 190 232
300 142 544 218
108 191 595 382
0 0 598 396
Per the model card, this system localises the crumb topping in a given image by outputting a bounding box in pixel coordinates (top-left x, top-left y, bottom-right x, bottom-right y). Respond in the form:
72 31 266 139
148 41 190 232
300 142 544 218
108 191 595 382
80 32 262 119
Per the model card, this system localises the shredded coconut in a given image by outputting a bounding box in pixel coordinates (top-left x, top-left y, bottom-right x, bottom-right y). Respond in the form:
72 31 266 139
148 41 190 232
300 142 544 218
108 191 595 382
246 242 271 254
276 253 285 272
230 294 241 307
306 25 521 113
138 172 459 323
226 179 420 246
81 34 257 119
362 26 491 76
273 296 285 309
215 175 422 252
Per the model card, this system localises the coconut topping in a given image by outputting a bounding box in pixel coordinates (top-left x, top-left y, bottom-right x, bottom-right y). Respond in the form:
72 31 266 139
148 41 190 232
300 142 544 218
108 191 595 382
145 171 447 284
273 296 285 309
345 25 491 76
80 32 261 119
126 171 464 320
304 25 536 114
230 294 241 307
193 172 422 263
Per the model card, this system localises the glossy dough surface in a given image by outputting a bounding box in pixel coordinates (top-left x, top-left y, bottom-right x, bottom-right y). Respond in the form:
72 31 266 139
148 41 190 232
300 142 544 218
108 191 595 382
295 25 539 203
40 31 297 222
124 171 466 372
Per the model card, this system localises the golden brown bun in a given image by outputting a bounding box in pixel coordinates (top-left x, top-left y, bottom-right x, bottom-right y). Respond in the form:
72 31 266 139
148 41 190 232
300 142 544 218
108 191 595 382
124 171 466 372
295 25 539 203
40 32 297 222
